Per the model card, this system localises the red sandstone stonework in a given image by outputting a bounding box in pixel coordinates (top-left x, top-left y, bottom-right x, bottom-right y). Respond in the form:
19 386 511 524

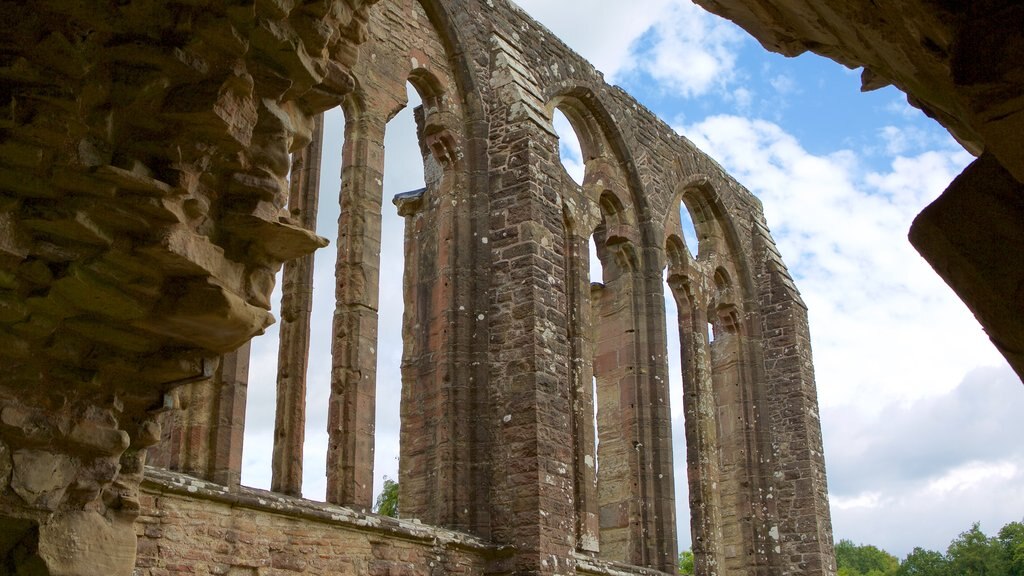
0 0 836 574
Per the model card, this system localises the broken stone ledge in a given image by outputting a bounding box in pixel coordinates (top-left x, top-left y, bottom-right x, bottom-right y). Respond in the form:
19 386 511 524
141 467 674 575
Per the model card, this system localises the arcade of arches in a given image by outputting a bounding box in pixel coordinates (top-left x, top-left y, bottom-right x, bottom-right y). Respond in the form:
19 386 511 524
0 0 835 574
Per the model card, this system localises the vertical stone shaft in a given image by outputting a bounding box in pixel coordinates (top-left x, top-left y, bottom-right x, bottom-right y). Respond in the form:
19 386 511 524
397 125 476 531
594 271 641 564
271 114 325 496
210 341 251 487
326 113 384 508
566 231 599 552
711 324 758 574
640 257 679 572
396 191 425 519
672 289 726 575
594 249 677 572
147 345 250 487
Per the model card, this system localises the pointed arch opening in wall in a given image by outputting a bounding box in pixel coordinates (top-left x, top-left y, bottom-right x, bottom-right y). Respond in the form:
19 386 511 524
553 107 585 185
204 106 344 500
553 93 677 571
662 234 695 559
375 81 425 510
666 181 776 574
679 201 700 259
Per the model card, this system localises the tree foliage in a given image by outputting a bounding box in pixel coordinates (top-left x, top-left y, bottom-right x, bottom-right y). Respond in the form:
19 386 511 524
833 520 1024 576
374 476 399 518
678 550 694 575
998 522 1024 576
897 547 949 576
836 539 900 576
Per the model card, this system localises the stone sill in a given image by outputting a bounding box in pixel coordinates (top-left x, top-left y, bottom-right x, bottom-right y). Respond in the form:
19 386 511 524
574 554 673 576
141 467 511 557
142 467 674 575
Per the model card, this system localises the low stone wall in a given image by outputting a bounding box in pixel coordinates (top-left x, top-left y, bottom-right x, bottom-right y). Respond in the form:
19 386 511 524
135 468 505 575
135 468 679 575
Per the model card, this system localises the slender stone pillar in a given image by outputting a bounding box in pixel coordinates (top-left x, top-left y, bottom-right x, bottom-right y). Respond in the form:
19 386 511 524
593 266 641 564
147 346 248 488
593 240 677 572
272 114 325 496
326 113 385 508
566 232 600 553
669 281 726 576
210 341 251 488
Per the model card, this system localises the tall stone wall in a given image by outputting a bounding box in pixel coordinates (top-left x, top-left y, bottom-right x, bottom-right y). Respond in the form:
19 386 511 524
0 0 835 574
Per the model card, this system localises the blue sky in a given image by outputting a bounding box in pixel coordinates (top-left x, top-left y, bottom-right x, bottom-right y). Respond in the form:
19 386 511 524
238 0 1024 560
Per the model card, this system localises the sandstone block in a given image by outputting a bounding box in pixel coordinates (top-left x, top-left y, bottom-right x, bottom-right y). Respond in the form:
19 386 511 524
38 511 137 576
11 449 76 510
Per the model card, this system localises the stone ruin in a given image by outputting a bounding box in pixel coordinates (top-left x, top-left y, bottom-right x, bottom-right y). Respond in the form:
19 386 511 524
0 0 839 574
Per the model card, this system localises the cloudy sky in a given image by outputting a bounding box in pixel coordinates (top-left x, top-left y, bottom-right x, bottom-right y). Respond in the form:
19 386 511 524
240 0 1024 559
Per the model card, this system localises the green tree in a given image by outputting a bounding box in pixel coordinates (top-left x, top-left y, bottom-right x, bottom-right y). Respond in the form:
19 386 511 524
998 521 1024 576
947 522 1006 576
835 539 900 576
374 476 399 518
678 550 694 575
897 547 950 576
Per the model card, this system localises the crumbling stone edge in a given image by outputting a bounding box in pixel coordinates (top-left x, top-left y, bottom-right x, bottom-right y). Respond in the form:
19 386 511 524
142 466 512 555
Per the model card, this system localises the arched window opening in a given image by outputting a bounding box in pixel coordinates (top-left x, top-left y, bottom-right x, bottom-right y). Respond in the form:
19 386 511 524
680 201 700 259
589 234 602 284
663 280 692 557
663 235 693 555
376 82 426 507
553 107 585 185
589 234 603 466
234 107 347 498
299 105 347 500
238 269 283 492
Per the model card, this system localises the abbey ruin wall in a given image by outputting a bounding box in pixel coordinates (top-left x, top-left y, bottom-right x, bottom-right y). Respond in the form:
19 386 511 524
0 0 835 574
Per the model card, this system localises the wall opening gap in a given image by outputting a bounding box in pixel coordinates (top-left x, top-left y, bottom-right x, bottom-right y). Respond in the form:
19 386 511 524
553 108 585 185
298 105 348 501
241 266 285 491
680 202 699 259
374 82 425 507
664 277 693 559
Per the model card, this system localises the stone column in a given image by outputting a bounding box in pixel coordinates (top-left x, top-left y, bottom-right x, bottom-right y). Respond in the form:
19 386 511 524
326 113 386 508
272 114 325 497
593 264 641 564
485 34 577 571
669 280 727 576
147 348 248 488
210 342 251 488
566 232 600 553
638 253 679 572
593 241 677 571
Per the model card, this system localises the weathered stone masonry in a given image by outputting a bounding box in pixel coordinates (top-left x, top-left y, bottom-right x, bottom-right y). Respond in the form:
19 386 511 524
0 0 834 575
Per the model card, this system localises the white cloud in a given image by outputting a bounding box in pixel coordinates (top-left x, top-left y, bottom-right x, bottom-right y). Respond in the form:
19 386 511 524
925 461 1018 497
769 73 797 95
513 0 675 80
514 0 745 98
679 114 999 408
831 491 883 511
623 1 745 97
